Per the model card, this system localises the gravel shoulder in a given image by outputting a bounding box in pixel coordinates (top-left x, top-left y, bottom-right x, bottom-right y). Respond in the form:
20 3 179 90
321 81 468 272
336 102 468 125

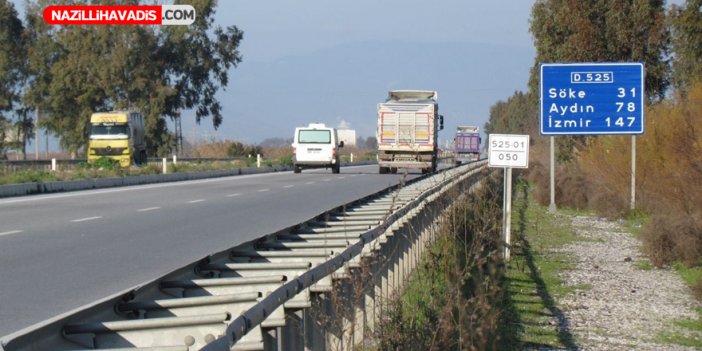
551 215 702 350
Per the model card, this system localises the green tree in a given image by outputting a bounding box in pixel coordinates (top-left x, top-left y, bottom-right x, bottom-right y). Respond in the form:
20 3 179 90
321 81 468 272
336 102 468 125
524 0 669 161
22 0 243 157
0 0 27 158
22 0 60 149
159 0 243 129
484 91 537 136
669 0 702 92
227 141 261 157
529 0 669 101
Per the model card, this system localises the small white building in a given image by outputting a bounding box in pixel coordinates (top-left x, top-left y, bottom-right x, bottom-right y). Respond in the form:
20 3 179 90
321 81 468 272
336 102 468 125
337 128 356 147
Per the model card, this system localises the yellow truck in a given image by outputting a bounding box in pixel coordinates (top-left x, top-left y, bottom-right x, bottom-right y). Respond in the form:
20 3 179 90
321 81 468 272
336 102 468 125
87 111 147 167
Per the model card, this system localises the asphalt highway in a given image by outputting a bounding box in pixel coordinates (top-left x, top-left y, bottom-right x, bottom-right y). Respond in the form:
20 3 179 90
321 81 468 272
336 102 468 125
0 164 421 338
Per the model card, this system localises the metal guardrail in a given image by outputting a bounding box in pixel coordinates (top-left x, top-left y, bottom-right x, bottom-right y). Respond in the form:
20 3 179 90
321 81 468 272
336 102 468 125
0 160 487 351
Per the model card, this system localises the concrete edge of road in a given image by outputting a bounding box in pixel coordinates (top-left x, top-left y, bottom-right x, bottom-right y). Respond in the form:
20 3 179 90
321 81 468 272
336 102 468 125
0 161 378 199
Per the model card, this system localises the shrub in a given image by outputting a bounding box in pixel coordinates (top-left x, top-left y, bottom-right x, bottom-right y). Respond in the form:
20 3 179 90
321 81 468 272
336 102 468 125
525 140 589 210
575 81 702 267
641 213 702 267
375 173 504 350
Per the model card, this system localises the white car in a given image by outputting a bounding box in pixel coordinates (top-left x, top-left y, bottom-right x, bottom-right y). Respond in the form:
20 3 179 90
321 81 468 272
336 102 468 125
292 123 344 174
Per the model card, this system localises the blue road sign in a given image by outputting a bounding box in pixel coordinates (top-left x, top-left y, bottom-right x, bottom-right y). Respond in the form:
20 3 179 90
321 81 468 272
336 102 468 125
540 63 644 135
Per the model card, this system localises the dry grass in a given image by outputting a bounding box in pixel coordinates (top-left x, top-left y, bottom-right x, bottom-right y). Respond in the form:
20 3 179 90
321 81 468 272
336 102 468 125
375 173 505 350
525 141 591 211
545 81 702 268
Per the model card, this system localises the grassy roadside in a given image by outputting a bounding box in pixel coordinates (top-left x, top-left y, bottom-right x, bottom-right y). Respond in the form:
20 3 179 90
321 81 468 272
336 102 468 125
0 157 290 185
659 263 702 348
498 180 702 350
498 180 583 349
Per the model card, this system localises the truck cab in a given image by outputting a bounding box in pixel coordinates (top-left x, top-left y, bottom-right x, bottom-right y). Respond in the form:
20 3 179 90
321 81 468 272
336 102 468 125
87 111 147 167
292 123 344 174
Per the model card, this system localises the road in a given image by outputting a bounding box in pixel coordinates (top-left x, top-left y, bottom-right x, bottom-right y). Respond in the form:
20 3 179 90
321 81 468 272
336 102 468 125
0 164 420 338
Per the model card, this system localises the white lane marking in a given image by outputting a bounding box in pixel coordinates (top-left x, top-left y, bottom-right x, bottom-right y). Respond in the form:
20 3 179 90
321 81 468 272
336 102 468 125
305 181 314 185
187 199 205 204
337 176 345 179
71 216 102 223
0 230 23 237
283 185 294 188
226 193 241 197
258 188 270 192
323 178 332 182
137 207 160 212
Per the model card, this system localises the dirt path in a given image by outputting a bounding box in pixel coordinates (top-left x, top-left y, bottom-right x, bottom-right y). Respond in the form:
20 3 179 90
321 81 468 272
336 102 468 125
551 215 701 350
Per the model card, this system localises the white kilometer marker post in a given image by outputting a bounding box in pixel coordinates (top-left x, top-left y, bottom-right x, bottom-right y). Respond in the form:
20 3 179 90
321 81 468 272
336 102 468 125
488 134 530 261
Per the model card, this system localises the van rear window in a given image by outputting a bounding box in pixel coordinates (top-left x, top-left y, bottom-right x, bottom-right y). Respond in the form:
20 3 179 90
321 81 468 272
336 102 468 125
298 130 331 143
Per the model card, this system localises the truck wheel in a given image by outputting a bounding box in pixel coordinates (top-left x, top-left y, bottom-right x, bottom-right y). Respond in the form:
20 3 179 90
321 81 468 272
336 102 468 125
379 166 389 174
294 165 302 173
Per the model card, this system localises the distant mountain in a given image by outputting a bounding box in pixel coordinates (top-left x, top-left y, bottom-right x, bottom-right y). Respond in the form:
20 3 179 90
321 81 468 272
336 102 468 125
181 40 535 144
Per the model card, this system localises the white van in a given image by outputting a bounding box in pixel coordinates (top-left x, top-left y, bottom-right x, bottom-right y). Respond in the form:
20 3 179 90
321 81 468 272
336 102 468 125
292 123 344 174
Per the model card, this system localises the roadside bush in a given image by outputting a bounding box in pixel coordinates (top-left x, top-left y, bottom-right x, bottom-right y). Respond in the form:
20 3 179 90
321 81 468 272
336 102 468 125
88 157 121 171
376 173 504 350
641 213 702 267
577 81 702 267
0 170 57 185
525 140 590 211
188 140 234 158
262 146 293 166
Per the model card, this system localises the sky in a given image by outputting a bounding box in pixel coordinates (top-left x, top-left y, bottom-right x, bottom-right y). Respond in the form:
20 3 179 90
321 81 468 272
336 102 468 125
196 0 536 145
11 0 685 151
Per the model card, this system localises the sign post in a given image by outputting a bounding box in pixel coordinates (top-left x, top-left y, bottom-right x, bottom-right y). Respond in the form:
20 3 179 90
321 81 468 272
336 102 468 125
488 134 530 261
540 63 644 210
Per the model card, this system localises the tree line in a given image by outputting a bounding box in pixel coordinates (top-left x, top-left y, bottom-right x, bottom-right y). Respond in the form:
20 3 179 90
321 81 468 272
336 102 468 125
487 0 702 269
0 0 242 159
485 0 701 156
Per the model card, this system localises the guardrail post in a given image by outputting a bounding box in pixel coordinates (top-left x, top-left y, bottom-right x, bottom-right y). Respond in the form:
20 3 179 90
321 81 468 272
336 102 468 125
162 158 167 174
350 153 354 163
172 155 177 165
51 158 57 172
256 154 261 168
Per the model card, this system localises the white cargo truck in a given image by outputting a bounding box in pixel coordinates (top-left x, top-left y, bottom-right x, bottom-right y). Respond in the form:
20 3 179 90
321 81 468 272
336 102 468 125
292 123 344 174
376 90 443 174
